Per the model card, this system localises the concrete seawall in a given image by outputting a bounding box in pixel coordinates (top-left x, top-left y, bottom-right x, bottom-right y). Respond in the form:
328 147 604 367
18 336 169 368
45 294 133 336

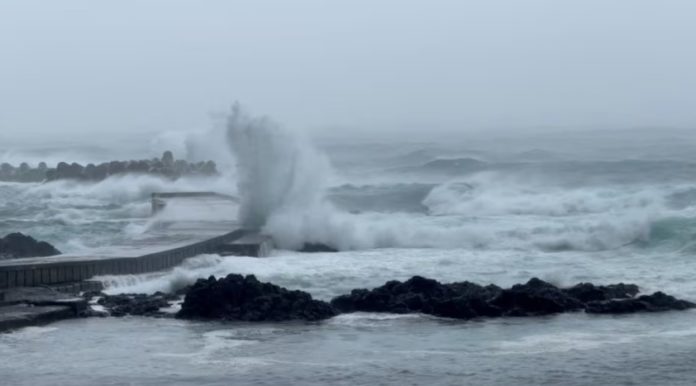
0 193 276 331
0 229 248 290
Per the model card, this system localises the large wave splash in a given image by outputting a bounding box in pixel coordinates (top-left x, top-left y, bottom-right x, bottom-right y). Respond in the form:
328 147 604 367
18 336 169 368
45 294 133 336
225 106 431 251
224 106 696 253
226 104 334 235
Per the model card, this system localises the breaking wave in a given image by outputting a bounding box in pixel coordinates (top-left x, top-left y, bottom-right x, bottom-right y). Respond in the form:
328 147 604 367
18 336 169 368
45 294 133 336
0 172 234 253
224 107 696 253
6 107 695 256
226 104 331 230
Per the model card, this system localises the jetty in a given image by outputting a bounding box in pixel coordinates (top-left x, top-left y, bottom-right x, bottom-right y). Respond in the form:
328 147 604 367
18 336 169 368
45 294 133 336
0 192 273 331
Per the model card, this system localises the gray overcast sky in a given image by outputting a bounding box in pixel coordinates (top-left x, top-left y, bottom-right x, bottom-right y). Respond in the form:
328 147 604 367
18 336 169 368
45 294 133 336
1 0 696 141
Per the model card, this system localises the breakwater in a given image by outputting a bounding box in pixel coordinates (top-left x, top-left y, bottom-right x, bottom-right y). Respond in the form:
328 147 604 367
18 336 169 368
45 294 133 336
0 229 249 290
0 151 217 182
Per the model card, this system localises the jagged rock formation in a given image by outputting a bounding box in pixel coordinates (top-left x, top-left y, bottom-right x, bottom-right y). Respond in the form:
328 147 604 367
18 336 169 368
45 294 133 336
0 151 217 183
298 243 339 253
177 274 337 321
0 233 61 259
585 291 695 314
72 276 693 322
84 292 180 317
330 276 693 319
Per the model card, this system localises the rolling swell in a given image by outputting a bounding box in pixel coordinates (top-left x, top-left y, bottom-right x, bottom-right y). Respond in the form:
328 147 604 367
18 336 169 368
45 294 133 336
328 183 435 213
388 156 696 186
320 175 696 253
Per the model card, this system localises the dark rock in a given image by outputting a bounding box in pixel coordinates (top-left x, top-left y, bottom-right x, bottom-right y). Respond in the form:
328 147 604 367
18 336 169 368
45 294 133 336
563 282 639 303
69 163 84 179
0 233 61 259
178 274 337 321
97 292 179 317
45 169 56 181
93 163 109 180
55 162 70 179
133 160 150 173
489 278 585 316
299 243 339 253
586 292 696 314
108 160 125 175
83 163 97 180
82 291 104 301
330 276 502 319
433 282 503 318
48 161 85 180
1 150 219 183
0 162 14 174
83 275 694 323
330 276 684 320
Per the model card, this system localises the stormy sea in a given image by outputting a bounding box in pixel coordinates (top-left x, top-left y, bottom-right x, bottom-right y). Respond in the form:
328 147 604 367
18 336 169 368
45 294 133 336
2 111 696 386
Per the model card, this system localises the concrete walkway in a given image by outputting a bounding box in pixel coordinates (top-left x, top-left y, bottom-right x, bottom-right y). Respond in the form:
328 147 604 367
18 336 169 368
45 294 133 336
0 193 275 331
0 194 267 289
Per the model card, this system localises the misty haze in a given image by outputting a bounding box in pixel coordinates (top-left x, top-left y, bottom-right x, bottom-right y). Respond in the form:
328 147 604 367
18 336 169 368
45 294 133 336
1 1 696 386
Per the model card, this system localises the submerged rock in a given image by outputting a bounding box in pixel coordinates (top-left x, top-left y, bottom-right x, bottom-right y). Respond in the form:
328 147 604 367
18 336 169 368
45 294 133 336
585 292 696 314
177 274 337 321
87 292 179 317
299 243 339 253
331 276 694 320
0 233 61 259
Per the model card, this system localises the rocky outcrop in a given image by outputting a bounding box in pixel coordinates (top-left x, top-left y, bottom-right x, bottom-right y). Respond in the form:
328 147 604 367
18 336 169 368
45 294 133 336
488 278 585 316
563 282 639 303
585 292 695 314
299 243 339 253
91 292 180 317
177 274 337 321
330 276 694 319
0 233 61 259
330 276 503 319
67 276 693 325
0 151 218 183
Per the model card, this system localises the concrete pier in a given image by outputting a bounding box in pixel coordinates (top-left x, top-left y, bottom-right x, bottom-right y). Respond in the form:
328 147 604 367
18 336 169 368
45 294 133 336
0 229 249 290
0 192 273 331
0 192 267 290
0 287 89 332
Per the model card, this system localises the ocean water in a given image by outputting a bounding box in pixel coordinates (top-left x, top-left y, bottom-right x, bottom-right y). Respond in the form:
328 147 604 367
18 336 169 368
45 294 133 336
2 126 696 385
